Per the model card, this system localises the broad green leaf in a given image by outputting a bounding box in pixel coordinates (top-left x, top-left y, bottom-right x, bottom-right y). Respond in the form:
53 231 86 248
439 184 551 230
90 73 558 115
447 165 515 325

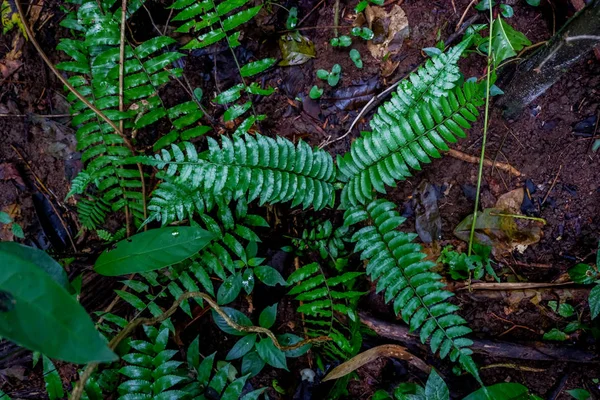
256 338 287 370
526 0 540 5
491 17 531 66
567 389 591 400
223 101 252 122
226 334 257 360
589 284 600 319
254 266 287 286
240 58 276 77
43 356 64 400
464 383 529 400
95 226 216 276
277 333 311 358
424 370 448 400
258 303 277 329
241 350 265 377
0 211 11 223
542 328 568 341
0 243 71 291
558 303 575 318
0 244 116 364
217 273 243 305
212 307 252 336
568 263 598 284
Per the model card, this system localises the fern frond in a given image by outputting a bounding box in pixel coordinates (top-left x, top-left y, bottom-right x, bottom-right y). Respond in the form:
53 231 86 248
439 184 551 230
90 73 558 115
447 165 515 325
144 135 337 210
338 80 484 207
344 198 480 380
77 196 111 229
292 220 350 260
146 181 207 226
288 263 363 358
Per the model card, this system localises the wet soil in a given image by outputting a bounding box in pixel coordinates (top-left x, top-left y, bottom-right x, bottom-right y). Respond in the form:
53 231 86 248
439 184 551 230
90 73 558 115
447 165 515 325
1 0 599 398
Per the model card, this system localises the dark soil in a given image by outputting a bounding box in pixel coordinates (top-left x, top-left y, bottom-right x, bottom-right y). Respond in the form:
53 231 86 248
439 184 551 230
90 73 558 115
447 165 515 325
1 0 599 398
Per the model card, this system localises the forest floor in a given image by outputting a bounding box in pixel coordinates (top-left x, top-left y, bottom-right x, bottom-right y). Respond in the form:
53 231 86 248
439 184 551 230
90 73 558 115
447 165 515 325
1 0 599 398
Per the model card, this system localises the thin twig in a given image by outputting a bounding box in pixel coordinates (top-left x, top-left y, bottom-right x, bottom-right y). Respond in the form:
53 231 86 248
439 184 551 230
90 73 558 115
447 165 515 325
297 0 325 28
447 148 522 176
71 292 330 400
542 165 562 205
333 0 340 37
455 0 476 31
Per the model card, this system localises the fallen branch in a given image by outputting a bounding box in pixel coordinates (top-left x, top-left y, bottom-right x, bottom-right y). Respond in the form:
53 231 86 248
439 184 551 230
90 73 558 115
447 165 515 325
447 148 522 176
72 292 330 399
360 313 599 363
452 281 573 291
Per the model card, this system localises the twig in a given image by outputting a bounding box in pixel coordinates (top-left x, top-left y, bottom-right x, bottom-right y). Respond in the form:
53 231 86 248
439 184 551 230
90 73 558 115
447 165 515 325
333 0 340 37
455 281 574 291
447 148 522 176
297 0 325 28
0 113 71 118
490 312 539 336
71 292 330 400
542 165 562 205
455 0 476 31
480 363 545 372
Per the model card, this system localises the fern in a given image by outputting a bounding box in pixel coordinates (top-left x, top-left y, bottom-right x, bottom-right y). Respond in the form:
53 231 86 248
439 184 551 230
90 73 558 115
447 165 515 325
287 262 363 359
143 135 337 210
170 0 276 130
336 39 484 208
291 220 350 260
344 199 480 380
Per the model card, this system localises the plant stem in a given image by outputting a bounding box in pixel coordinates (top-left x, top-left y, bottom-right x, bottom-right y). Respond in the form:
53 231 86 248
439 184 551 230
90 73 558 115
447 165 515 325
467 6 494 257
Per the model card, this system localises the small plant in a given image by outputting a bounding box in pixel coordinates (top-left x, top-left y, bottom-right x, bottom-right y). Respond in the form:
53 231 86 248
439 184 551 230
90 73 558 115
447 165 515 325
568 244 600 320
349 48 363 68
317 63 342 87
0 210 24 239
355 0 383 13
330 35 352 47
309 85 324 99
438 244 498 281
351 26 374 40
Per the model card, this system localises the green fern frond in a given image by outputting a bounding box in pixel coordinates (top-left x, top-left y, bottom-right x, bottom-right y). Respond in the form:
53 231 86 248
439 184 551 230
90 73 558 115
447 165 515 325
344 198 480 381
292 220 350 260
143 135 337 210
288 262 363 358
338 79 484 207
146 181 207 226
77 196 111 230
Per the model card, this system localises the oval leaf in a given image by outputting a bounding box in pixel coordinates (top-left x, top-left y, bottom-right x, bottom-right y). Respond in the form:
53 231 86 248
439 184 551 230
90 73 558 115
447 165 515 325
0 244 117 363
95 226 216 276
255 338 287 370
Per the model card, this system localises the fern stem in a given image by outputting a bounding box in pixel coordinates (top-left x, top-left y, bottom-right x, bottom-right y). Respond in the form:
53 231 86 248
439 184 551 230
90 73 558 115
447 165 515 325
119 0 133 236
467 7 494 257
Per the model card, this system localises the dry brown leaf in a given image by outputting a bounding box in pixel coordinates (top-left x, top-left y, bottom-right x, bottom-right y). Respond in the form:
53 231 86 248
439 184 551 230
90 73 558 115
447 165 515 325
322 344 430 381
365 5 409 60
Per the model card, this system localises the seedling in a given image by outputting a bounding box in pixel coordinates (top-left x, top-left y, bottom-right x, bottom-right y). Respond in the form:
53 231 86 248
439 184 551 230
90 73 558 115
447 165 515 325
351 27 374 40
309 85 323 99
330 35 352 47
349 49 363 68
316 64 342 87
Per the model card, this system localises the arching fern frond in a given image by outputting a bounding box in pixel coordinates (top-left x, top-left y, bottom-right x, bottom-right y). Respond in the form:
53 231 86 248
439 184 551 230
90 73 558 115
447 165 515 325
287 262 363 359
344 199 480 381
143 135 337 210
338 80 484 207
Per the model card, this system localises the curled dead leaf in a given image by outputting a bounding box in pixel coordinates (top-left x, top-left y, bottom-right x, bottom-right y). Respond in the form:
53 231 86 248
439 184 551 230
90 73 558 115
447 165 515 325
365 5 409 60
322 344 430 381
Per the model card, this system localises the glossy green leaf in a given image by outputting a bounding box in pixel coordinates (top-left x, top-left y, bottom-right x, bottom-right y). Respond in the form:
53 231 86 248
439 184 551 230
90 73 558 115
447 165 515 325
43 356 64 400
255 338 287 370
491 17 531 66
254 266 287 286
217 273 243 305
212 307 252 336
240 58 276 77
568 263 598 284
223 101 252 122
0 244 116 363
225 334 257 360
424 370 448 400
258 303 278 329
349 48 363 69
95 226 216 276
589 284 600 320
241 350 265 377
567 389 591 400
543 328 568 341
309 85 323 99
464 383 529 400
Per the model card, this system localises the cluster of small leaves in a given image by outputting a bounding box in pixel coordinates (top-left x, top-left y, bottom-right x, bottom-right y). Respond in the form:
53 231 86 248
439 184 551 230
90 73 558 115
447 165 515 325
170 0 276 131
351 26 374 40
142 134 337 211
288 219 350 260
0 210 24 239
317 64 342 87
220 303 311 376
568 245 600 320
287 262 364 359
344 199 480 381
438 244 498 282
337 38 484 207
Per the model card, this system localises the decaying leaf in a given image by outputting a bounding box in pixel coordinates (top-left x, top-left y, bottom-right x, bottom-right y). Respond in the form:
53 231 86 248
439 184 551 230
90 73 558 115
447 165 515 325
278 32 315 66
322 344 430 381
414 181 442 243
364 5 409 60
454 188 543 257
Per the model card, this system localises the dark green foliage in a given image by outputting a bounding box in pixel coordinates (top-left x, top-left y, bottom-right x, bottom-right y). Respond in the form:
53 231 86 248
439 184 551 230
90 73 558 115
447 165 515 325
344 199 480 380
337 39 483 207
144 135 337 210
287 262 363 358
291 220 350 260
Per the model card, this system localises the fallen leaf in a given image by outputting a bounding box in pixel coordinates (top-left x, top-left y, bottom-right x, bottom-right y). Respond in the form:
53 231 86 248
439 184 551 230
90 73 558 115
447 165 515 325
365 5 410 60
322 344 430 381
278 32 315 66
0 163 25 188
414 181 441 243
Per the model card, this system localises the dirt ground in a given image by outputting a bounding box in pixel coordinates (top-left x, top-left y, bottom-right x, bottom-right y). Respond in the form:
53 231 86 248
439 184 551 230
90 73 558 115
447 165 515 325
1 0 599 398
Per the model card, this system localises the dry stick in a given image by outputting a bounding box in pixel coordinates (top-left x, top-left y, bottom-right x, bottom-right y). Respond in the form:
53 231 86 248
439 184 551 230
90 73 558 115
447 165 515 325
333 0 340 37
455 0 477 31
447 148 522 176
454 281 575 291
297 0 325 28
71 292 330 400
542 165 562 205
